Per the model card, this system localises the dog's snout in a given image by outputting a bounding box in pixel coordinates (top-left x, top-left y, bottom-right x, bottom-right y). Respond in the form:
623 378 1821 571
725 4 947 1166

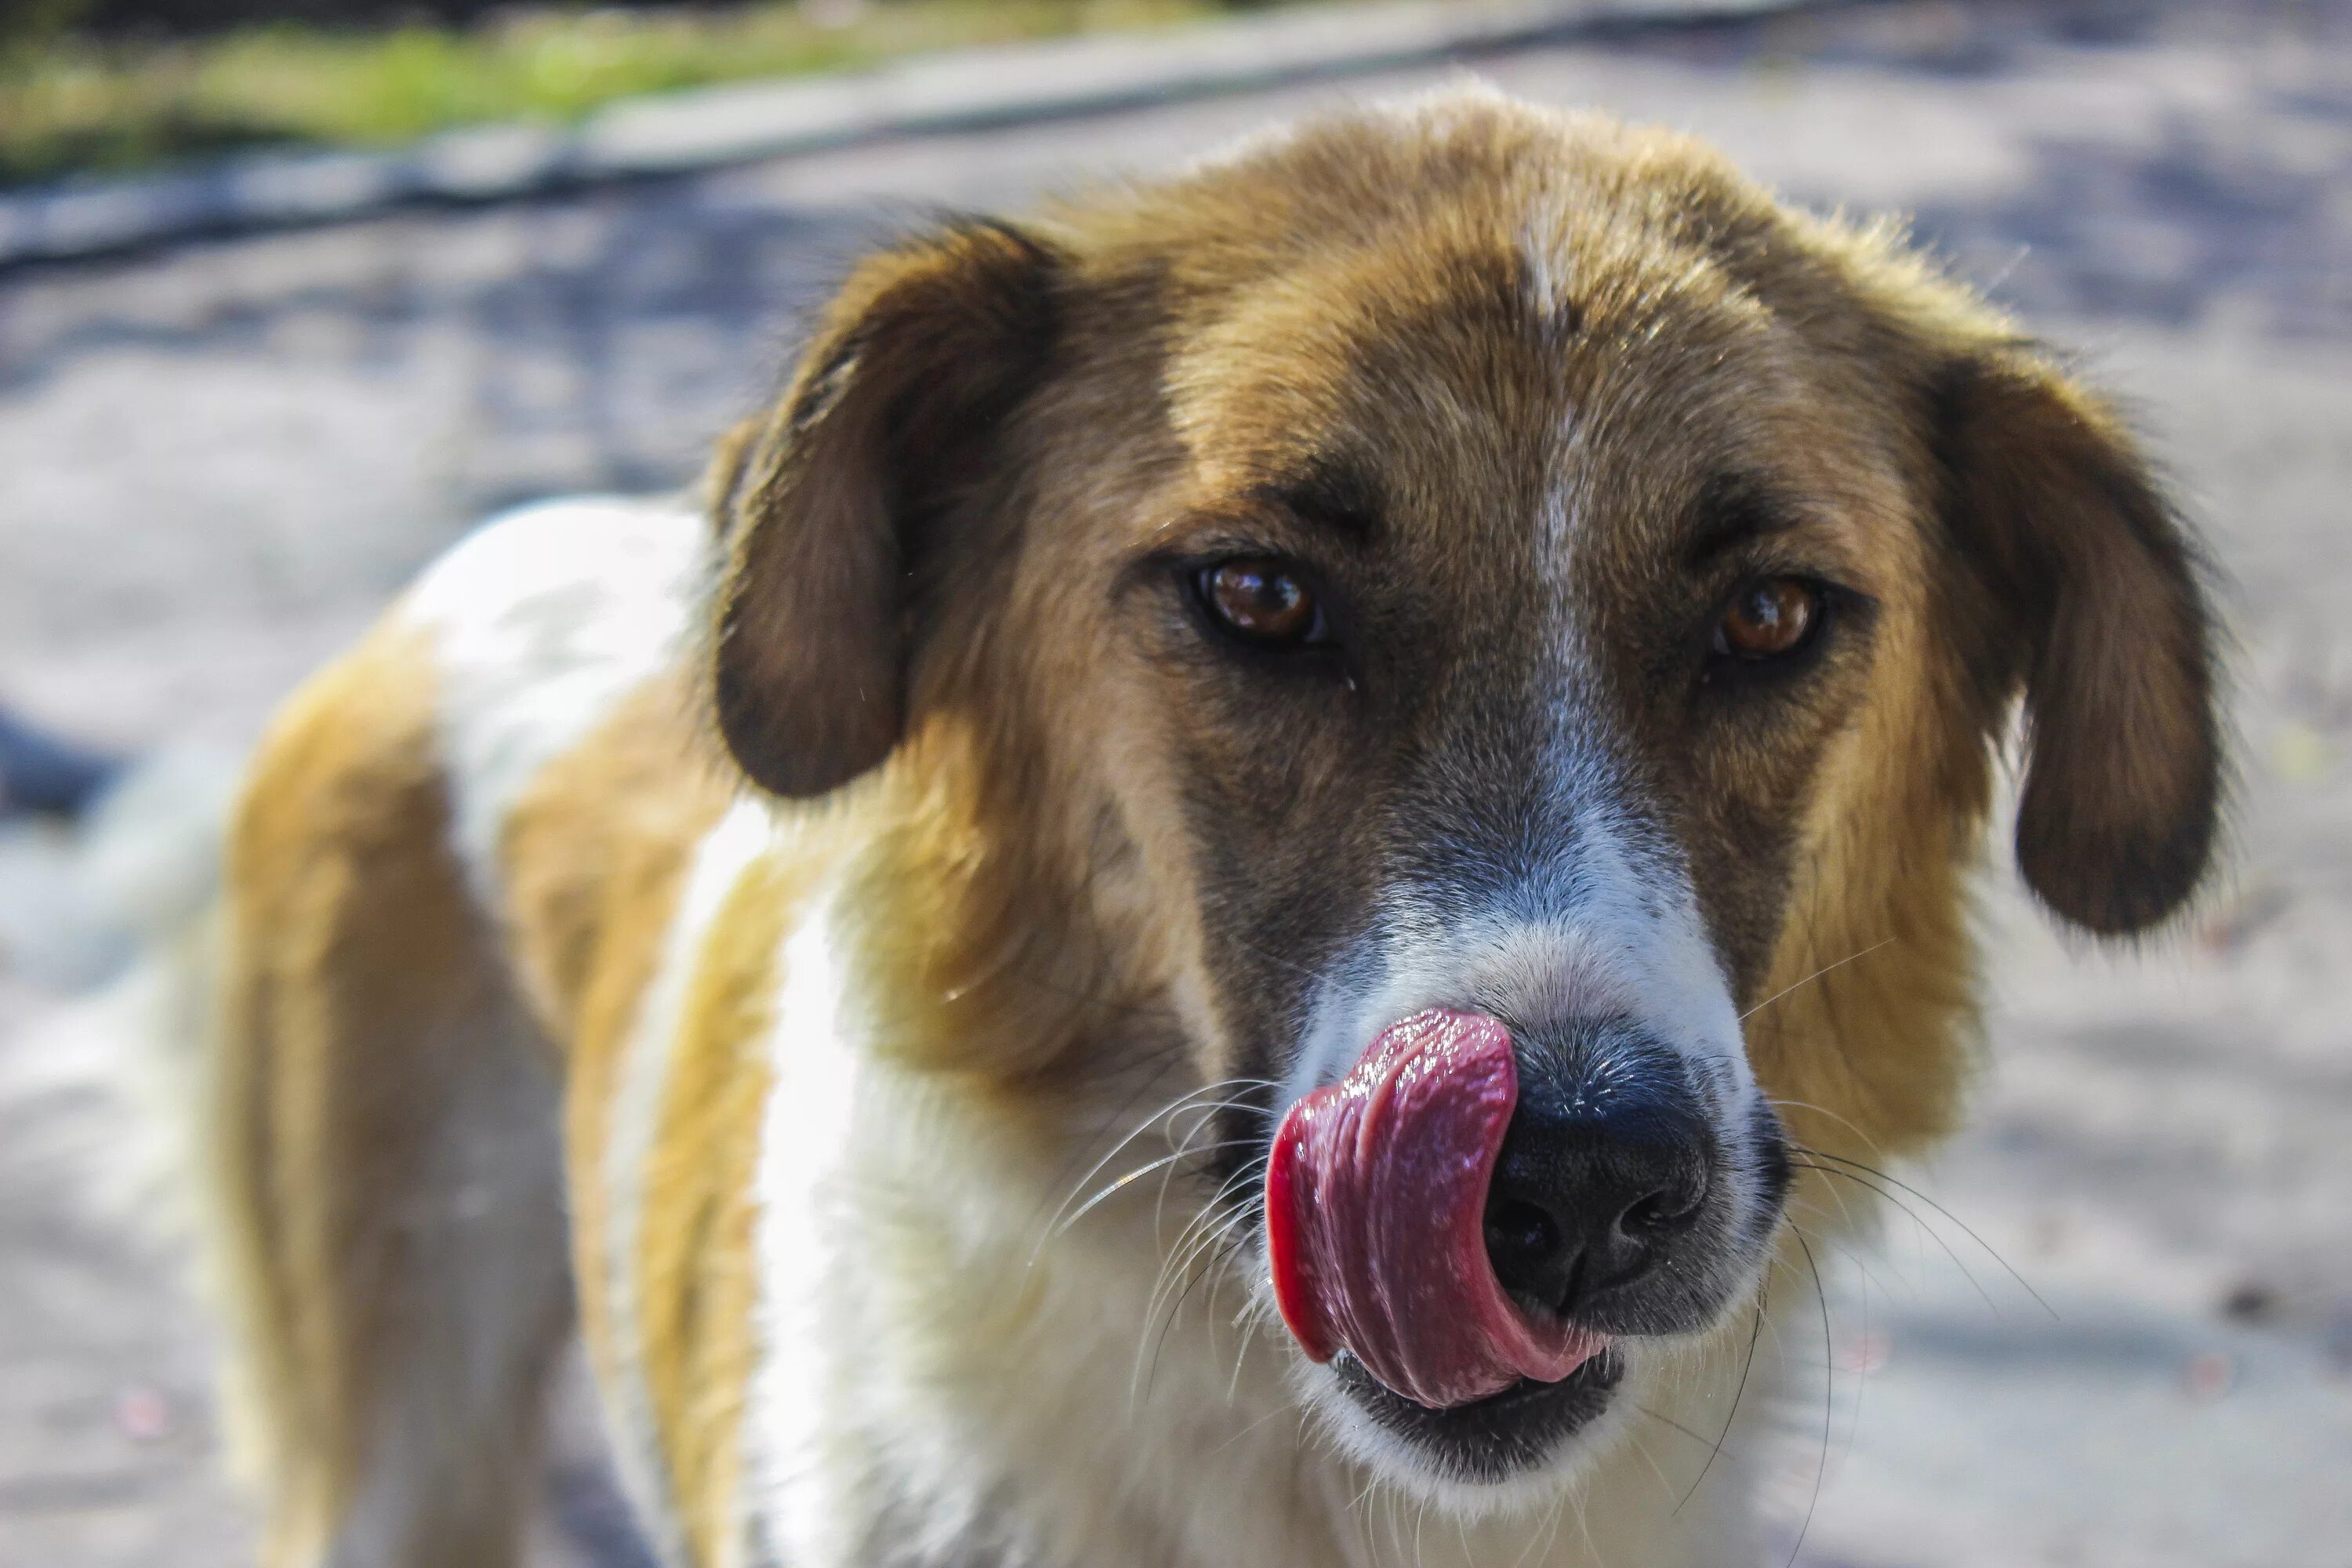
1482 1031 1712 1320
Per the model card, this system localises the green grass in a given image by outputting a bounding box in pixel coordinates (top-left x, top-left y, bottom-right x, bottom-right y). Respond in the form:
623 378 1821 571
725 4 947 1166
0 1 1289 188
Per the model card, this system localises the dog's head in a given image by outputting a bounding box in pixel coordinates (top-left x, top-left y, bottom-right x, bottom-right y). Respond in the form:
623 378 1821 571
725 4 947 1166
705 94 2220 1503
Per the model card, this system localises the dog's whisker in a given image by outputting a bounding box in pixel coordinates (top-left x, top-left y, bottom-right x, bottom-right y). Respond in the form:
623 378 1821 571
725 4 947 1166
1163 1097 1276 1158
1207 1399 1292 1458
1054 1139 1257 1241
1025 1048 1194 1247
1162 1153 1267 1246
1784 1229 1835 1568
1781 1195 1911 1311
1150 1184 1258 1301
1510 1488 1571 1568
1626 1429 1679 1512
1145 1180 1260 1329
1152 1121 1269 1236
1163 1232 1254 1388
1763 1095 1883 1156
1628 1400 1725 1455
1134 1206 1254 1406
1225 1306 1266 1403
1150 1159 1260 1266
1672 1283 1765 1515
1739 937 1896 1022
1143 1182 1247 1310
1791 1159 1999 1315
1031 1076 1275 1255
1788 1152 1869 1233
1792 1147 2056 1319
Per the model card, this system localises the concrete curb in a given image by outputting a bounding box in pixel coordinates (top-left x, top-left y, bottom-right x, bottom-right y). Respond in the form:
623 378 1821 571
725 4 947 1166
0 0 1842 270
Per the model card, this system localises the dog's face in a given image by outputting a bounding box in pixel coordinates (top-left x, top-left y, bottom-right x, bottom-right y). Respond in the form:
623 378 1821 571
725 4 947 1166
710 98 2219 1504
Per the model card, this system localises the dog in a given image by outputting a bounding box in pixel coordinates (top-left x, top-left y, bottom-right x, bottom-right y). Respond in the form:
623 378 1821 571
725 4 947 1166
169 88 2221 1567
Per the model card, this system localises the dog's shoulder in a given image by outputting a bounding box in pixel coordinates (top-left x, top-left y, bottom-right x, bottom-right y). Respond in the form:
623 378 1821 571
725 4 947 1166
398 495 714 889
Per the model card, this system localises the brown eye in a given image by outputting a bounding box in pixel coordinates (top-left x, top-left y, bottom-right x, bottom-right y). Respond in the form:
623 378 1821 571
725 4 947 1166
1198 558 1325 646
1715 577 1820 659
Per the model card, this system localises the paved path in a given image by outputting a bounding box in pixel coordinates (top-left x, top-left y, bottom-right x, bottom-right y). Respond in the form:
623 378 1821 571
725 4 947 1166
5 2 2351 1563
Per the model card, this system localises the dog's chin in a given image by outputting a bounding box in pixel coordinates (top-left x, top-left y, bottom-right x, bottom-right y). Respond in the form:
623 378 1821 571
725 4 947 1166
1293 1345 1632 1515
1346 1348 1626 1480
1290 1264 1780 1512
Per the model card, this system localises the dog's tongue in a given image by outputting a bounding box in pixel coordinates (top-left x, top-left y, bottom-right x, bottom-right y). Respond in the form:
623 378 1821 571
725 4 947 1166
1266 1009 1610 1410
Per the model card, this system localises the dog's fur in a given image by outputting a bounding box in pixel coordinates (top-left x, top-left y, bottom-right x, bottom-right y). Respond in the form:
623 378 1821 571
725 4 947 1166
179 91 2220 1567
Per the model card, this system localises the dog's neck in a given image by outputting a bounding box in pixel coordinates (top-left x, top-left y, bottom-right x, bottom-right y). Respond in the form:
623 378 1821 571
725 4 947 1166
812 709 1178 1076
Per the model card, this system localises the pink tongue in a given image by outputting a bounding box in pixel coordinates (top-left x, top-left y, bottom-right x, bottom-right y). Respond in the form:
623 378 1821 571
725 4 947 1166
1266 1009 1610 1410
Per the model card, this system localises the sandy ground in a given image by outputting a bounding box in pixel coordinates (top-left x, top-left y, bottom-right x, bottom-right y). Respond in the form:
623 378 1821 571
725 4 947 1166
4 1 2351 1563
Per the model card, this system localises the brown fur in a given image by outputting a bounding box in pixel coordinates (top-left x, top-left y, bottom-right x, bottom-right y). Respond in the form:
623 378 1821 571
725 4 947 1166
193 93 2221 1567
495 672 740 1505
710 101 2215 1152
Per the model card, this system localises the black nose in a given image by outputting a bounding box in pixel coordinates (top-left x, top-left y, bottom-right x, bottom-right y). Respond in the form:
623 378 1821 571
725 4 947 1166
1482 1030 1712 1319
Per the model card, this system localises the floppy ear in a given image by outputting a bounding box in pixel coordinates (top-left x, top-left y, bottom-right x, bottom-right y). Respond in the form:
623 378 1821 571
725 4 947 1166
1935 352 2223 935
707 220 1064 799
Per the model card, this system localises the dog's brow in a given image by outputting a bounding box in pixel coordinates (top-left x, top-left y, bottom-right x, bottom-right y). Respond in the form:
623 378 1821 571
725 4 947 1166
1682 476 1803 568
1248 463 1380 544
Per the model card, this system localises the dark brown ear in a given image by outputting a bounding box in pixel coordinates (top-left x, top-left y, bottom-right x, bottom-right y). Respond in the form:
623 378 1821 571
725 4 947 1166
1936 352 2223 935
706 220 1063 798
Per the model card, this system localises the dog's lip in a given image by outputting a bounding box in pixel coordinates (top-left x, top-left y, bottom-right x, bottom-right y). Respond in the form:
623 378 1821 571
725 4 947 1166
1342 1343 1616 1410
1327 1341 1627 1466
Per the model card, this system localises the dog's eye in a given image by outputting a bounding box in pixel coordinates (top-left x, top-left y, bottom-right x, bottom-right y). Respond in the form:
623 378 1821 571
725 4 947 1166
1714 577 1820 660
1196 558 1326 647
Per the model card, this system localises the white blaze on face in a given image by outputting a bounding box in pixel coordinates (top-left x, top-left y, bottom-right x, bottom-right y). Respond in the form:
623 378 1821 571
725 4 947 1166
1276 173 1759 1113
1280 795 1751 1125
1281 635 1752 1130
1518 185 1581 339
1265 538 1778 1502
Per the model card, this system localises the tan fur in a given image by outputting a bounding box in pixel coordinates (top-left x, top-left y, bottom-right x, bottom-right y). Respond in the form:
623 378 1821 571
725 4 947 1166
497 671 737 1050
496 673 738 1417
636 851 799 1563
185 92 2220 1568
216 623 570 1568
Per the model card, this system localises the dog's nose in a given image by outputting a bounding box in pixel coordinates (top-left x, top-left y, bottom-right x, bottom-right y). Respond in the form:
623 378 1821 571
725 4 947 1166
1481 1037 1711 1319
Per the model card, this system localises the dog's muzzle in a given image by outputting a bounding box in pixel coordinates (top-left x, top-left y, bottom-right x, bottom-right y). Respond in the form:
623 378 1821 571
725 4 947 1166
1267 1009 1762 1414
1267 1010 1611 1409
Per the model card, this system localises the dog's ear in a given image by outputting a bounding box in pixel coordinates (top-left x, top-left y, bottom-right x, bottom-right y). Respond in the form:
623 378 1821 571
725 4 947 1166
707 220 1063 799
1934 351 2223 935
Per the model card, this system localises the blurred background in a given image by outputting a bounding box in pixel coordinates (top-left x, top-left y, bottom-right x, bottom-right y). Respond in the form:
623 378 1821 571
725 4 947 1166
2 0 2350 1563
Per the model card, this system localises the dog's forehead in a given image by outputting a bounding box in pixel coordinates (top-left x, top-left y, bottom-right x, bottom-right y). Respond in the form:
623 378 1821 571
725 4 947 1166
1156 167 1804 583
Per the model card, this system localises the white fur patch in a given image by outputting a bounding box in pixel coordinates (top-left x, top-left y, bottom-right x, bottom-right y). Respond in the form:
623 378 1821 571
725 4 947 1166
1519 188 1579 328
737 882 1337 1567
403 495 708 903
1282 799 1748 1118
744 880 864 1567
